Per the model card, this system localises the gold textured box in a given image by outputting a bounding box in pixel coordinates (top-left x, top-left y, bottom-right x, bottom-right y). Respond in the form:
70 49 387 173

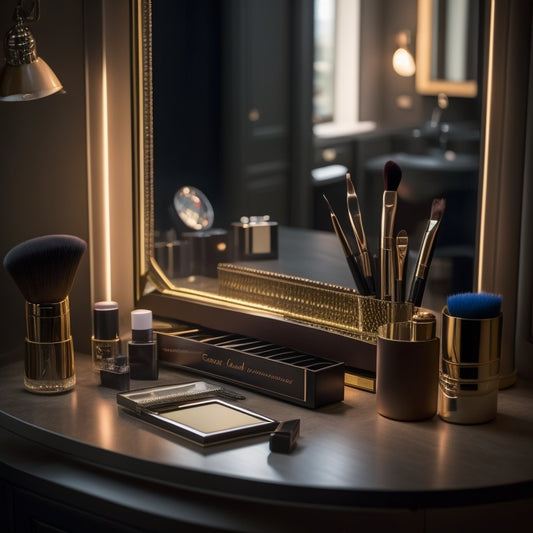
217 263 413 342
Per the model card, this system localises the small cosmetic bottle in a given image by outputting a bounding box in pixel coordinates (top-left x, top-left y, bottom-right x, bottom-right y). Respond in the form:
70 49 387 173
91 301 121 372
128 309 158 380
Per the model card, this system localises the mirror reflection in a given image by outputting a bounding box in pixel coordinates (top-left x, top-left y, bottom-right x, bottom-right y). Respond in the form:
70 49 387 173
147 0 483 313
416 0 479 96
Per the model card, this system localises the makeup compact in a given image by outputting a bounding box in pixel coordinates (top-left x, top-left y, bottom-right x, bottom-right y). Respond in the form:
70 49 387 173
230 215 278 261
117 381 278 446
172 186 229 277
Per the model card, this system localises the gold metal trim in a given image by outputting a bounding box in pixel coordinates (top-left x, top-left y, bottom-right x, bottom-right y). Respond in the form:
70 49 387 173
218 264 414 342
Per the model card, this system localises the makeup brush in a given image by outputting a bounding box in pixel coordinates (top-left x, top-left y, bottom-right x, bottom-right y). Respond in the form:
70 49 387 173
3 234 87 394
446 292 502 319
407 198 446 307
394 229 408 302
323 194 368 295
380 160 402 301
346 173 375 296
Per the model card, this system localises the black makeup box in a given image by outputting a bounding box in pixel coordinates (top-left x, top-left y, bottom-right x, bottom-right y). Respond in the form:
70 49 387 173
156 323 345 408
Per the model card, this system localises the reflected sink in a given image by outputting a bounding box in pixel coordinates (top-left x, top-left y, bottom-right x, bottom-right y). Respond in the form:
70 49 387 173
365 150 479 203
401 120 481 155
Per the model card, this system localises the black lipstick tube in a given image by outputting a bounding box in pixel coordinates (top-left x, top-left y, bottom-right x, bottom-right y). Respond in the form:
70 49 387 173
128 309 158 380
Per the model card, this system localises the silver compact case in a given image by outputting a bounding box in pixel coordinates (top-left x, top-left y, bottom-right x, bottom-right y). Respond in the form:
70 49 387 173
117 381 278 446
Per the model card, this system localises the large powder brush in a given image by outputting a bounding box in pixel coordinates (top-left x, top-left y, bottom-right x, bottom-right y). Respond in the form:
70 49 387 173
4 234 86 304
3 234 87 394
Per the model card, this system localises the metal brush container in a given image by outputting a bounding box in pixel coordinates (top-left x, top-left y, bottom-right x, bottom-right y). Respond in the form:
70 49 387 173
376 314 439 421
438 306 502 424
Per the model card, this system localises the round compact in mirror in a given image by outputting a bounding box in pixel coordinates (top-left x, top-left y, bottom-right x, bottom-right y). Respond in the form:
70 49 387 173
173 186 214 231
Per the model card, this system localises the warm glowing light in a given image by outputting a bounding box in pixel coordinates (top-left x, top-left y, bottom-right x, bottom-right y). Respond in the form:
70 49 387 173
392 48 416 77
101 51 112 301
477 0 495 290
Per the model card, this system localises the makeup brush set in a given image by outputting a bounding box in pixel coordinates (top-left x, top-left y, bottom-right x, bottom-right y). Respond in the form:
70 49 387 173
323 159 445 307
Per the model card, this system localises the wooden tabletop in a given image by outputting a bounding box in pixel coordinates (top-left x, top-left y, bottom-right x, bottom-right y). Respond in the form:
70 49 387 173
1 348 533 514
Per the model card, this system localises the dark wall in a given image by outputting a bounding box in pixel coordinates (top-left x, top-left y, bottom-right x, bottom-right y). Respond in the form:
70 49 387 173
0 0 91 354
360 0 482 129
152 0 222 235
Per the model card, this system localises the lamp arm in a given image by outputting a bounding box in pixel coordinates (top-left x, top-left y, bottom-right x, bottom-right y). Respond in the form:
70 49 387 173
14 0 40 22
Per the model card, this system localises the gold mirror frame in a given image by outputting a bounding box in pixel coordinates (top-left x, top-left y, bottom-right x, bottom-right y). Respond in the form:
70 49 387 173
415 0 478 97
131 0 403 369
131 0 491 370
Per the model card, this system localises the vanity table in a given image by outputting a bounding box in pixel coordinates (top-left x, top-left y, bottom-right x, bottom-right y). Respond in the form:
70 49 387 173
1 350 532 532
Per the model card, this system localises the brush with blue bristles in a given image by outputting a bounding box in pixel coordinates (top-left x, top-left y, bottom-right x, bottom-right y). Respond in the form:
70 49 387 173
446 292 502 319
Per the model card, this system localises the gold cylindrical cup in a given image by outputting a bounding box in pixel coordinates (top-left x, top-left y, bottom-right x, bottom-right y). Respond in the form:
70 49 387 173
441 307 502 365
376 321 439 421
439 306 502 424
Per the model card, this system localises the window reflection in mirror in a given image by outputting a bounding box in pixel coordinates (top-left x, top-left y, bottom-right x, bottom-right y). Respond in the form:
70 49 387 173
430 0 478 82
313 0 336 124
416 0 479 97
144 0 484 315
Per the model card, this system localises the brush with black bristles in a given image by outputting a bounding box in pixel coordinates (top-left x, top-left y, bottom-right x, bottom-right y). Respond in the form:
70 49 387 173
3 234 87 394
407 198 446 307
380 160 402 301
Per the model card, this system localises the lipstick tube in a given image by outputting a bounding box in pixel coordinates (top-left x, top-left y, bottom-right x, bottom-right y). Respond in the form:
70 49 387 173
91 301 121 371
128 309 158 380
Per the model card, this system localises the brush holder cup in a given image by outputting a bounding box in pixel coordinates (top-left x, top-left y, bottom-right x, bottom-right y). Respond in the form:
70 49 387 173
438 308 502 424
24 297 76 394
376 322 440 421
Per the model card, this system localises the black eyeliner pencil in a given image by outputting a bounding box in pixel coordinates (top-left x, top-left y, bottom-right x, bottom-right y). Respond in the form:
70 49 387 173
323 194 369 295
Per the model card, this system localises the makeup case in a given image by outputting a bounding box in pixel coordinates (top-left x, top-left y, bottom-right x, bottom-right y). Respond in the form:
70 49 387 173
117 381 278 446
156 322 345 408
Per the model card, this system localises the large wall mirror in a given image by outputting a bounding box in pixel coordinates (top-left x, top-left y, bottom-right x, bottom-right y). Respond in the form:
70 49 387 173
134 0 488 364
416 0 479 96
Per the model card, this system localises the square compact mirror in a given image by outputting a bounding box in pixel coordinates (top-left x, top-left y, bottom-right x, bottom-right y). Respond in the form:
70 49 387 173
117 381 278 446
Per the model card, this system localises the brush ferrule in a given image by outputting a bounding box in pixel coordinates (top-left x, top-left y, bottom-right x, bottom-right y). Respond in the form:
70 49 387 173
380 192 397 245
414 224 439 278
25 297 71 343
380 191 398 300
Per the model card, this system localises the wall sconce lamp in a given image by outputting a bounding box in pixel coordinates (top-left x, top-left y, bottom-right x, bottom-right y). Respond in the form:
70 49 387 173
0 0 63 101
392 30 416 77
